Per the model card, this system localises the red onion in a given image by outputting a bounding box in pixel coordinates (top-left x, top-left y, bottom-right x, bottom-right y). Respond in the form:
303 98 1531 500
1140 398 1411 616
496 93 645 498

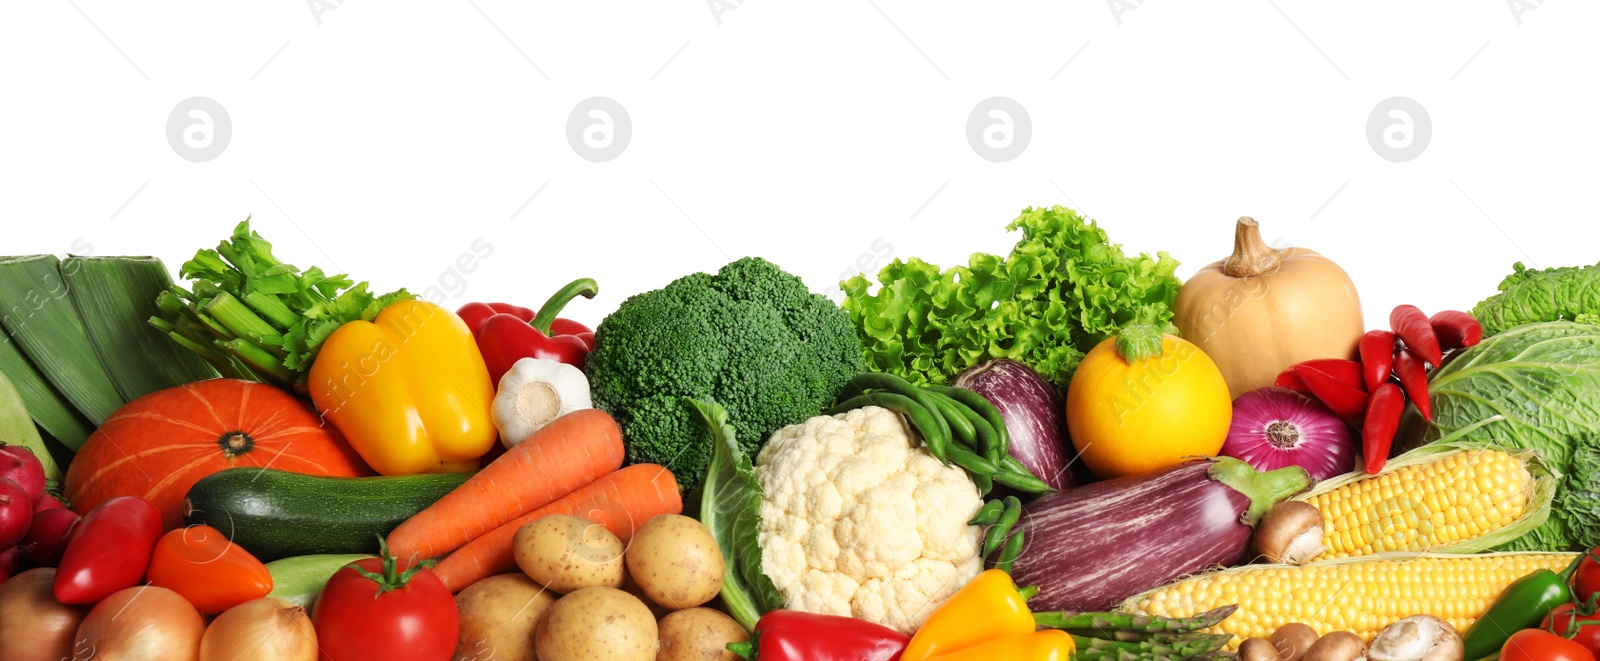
952 359 1076 491
1221 387 1356 482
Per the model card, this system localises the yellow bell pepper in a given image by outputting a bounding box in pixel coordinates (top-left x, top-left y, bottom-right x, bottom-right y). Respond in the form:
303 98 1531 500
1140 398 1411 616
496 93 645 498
901 569 1038 661
308 300 497 475
925 631 1076 661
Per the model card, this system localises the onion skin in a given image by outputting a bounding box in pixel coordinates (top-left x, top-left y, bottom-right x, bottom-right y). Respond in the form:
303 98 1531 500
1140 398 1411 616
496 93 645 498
0 568 89 661
201 598 318 661
952 359 1077 491
75 585 204 661
1221 387 1356 482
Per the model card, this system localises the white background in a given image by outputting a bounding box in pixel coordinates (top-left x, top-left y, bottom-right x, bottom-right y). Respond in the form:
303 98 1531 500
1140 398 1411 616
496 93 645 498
2 1 1597 329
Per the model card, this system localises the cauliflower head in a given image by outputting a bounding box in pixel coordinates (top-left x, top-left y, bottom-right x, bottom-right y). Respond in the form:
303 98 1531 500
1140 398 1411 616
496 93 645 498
754 406 984 634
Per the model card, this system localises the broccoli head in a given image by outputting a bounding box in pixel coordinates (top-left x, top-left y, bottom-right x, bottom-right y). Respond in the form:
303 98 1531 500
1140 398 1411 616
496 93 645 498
585 257 863 490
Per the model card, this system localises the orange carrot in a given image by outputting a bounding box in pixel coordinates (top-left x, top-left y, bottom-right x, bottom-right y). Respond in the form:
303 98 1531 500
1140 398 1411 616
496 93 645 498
388 409 625 560
432 463 682 592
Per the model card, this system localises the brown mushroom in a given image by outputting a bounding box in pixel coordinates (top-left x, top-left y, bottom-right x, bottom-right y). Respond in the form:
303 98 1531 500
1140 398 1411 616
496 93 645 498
1242 638 1281 661
1271 622 1322 661
1367 616 1463 661
1254 502 1327 565
1304 631 1366 661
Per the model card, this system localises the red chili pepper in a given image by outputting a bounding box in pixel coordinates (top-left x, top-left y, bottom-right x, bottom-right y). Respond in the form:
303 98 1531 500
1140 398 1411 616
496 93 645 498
1430 310 1483 350
146 525 274 614
457 278 599 384
727 610 909 661
1298 359 1366 392
1295 363 1369 422
1390 304 1444 367
1274 367 1312 394
1393 347 1432 421
1358 330 1397 392
1362 383 1405 474
53 496 162 604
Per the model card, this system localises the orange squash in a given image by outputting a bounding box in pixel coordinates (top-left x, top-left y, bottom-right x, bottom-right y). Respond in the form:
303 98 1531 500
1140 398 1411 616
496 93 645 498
65 379 372 529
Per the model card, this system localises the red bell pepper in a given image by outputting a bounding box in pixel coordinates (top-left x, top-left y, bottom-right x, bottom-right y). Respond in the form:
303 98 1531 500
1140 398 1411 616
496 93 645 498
54 496 163 604
457 278 598 386
728 610 909 661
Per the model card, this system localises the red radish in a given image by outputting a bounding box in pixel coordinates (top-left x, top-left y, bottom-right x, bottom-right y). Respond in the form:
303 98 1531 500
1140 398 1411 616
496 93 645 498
19 508 78 568
0 445 45 509
34 494 63 513
0 546 19 576
0 478 32 549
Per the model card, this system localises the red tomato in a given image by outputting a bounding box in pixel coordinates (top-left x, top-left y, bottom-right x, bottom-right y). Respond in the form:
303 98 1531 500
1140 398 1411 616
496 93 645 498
312 548 458 661
1546 604 1600 659
1503 628 1597 661
1575 551 1600 604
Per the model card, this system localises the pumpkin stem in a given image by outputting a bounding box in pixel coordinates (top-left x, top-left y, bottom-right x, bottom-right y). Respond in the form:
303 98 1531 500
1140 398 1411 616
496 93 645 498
1221 216 1283 278
218 431 254 457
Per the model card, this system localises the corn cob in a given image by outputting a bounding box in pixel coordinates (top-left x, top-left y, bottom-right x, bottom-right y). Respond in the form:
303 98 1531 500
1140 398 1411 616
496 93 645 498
1122 552 1576 647
1293 441 1555 561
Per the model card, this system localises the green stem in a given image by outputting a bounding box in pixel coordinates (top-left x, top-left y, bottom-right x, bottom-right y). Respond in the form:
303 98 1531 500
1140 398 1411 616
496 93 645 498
1208 457 1311 526
217 339 294 386
204 291 283 344
530 278 598 335
1115 323 1166 363
242 290 299 330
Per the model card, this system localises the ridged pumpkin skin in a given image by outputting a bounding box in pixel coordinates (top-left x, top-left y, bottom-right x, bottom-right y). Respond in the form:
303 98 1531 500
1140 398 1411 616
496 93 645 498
65 379 372 529
1066 335 1232 479
1173 218 1363 399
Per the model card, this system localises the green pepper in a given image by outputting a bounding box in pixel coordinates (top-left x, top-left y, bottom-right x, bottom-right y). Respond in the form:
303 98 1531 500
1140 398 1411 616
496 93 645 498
1461 557 1581 660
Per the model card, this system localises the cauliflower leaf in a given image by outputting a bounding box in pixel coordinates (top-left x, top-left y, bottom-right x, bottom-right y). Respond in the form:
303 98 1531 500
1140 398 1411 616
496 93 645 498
691 398 784 631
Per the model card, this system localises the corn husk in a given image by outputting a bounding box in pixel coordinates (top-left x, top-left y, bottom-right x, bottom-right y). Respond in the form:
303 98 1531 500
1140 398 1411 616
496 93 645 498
0 329 93 449
62 256 218 401
0 367 62 480
0 255 125 428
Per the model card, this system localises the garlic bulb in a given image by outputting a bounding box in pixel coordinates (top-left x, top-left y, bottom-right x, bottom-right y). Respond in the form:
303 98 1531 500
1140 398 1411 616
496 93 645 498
493 358 593 447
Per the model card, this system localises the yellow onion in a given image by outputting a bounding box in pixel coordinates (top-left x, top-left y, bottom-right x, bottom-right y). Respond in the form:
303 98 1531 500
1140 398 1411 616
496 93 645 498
0 568 90 661
75 585 204 661
200 597 318 661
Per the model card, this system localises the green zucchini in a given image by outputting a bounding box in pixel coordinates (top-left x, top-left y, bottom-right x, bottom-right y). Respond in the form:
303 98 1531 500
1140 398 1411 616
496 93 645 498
266 554 373 609
184 467 473 562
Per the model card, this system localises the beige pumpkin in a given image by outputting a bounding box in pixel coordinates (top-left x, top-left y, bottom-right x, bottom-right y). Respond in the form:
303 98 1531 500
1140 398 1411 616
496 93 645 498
1173 217 1363 399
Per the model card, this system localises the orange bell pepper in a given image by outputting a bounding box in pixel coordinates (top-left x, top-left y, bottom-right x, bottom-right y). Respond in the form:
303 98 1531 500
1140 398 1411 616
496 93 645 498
901 569 1037 661
145 525 272 614
924 631 1076 661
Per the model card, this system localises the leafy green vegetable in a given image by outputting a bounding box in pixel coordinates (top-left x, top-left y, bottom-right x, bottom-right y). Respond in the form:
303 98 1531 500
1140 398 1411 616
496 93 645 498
1474 261 1600 337
585 257 862 491
691 398 784 632
1394 321 1600 551
150 220 414 390
840 206 1182 391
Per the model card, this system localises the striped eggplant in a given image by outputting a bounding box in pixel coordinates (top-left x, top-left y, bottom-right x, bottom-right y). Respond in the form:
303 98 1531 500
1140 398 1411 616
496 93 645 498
1008 457 1310 612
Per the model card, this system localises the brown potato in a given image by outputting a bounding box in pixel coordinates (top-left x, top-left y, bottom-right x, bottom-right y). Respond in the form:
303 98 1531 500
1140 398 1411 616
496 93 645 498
620 570 673 621
535 587 658 661
625 514 725 609
455 574 556 661
657 608 748 661
515 514 626 592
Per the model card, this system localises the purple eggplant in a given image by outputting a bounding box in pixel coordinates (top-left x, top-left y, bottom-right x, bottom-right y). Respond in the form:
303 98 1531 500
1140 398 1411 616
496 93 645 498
1007 457 1309 612
952 359 1077 491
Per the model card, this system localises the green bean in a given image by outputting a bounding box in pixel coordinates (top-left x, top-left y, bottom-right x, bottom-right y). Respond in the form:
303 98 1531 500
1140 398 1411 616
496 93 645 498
993 467 1055 495
968 499 1005 526
971 472 993 496
829 393 950 465
843 373 952 443
949 446 999 477
996 526 1027 572
982 496 1023 557
923 390 978 448
929 385 1011 455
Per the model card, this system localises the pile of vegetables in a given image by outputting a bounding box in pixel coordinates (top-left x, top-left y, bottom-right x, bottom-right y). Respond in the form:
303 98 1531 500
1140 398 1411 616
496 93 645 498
13 212 1600 661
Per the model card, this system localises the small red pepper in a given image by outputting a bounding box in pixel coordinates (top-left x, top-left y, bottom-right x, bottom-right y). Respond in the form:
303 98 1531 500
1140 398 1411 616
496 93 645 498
54 496 162 604
457 278 599 385
1393 347 1432 421
1358 330 1397 392
727 610 909 661
1295 363 1369 422
1390 304 1444 367
1430 310 1483 351
1274 367 1312 394
1363 383 1405 474
1295 359 1366 392
146 525 274 614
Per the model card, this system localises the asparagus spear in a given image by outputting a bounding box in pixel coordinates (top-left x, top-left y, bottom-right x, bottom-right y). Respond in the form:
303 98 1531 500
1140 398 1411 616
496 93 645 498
1036 605 1239 634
